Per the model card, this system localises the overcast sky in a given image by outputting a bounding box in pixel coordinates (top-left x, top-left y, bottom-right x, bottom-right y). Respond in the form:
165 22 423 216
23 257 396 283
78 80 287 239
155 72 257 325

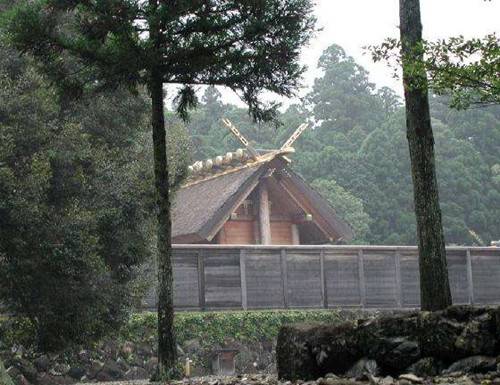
301 0 500 97
168 0 500 108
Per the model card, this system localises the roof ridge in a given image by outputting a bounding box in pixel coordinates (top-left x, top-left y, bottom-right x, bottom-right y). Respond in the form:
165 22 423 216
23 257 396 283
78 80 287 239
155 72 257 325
183 148 295 188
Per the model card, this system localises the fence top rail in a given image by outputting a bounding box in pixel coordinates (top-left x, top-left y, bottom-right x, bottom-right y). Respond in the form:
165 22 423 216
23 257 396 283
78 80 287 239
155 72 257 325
173 244 498 252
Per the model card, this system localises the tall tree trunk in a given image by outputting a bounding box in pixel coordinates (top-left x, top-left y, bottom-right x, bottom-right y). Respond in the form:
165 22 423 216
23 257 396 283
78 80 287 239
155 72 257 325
149 0 176 377
151 67 177 378
399 0 452 311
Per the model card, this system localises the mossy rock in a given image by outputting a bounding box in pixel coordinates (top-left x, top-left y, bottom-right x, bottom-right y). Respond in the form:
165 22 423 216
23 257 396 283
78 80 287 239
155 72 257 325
277 323 323 381
0 359 15 385
276 306 500 381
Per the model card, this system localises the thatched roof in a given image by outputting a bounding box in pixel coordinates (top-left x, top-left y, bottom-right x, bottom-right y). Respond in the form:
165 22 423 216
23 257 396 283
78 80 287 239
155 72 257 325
172 162 267 243
172 151 354 243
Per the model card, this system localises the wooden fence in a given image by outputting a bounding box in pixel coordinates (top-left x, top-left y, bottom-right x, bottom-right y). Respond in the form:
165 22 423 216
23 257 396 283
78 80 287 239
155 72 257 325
144 245 500 310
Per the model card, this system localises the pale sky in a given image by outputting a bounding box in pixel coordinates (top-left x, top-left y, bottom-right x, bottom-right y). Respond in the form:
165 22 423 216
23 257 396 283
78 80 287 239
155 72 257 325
301 0 500 98
168 0 500 108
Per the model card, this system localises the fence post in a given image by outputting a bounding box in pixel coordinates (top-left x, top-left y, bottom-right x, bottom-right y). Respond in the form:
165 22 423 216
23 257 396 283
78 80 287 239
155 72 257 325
320 249 327 308
466 248 474 304
358 249 366 308
394 249 403 308
280 248 289 309
240 249 248 310
198 249 206 310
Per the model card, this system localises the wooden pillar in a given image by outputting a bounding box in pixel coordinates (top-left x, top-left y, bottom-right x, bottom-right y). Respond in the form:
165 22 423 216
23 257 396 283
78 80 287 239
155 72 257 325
358 249 366 308
259 181 272 245
280 249 289 308
394 249 403 308
198 250 206 310
466 248 474 304
240 249 248 310
216 226 227 244
320 249 327 308
291 224 300 245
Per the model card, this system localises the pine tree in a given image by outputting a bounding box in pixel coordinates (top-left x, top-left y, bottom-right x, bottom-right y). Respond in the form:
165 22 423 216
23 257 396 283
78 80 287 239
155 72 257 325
2 0 315 376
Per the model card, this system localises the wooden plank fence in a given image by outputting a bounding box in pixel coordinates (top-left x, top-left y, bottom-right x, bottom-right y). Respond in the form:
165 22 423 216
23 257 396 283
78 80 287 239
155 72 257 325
143 245 500 310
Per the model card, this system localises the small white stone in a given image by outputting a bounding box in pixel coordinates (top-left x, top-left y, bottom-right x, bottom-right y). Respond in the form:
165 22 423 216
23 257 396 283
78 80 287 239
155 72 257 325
399 373 423 384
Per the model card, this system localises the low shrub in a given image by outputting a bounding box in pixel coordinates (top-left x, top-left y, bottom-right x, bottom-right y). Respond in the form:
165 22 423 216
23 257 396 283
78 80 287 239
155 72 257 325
123 309 345 347
0 358 14 385
1 309 352 354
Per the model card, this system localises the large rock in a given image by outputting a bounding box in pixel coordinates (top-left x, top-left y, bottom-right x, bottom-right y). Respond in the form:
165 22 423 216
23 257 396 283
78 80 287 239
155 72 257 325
419 307 497 361
406 357 442 377
444 356 497 374
95 359 123 381
345 358 379 379
11 358 38 383
277 323 325 381
277 306 500 381
33 356 50 372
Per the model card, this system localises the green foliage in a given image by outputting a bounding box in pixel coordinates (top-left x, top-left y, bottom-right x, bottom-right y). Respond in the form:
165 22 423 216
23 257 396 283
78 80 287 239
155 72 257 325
124 310 343 348
311 179 371 242
369 34 500 109
0 317 36 350
0 358 14 385
0 43 157 352
185 43 500 246
1 0 317 121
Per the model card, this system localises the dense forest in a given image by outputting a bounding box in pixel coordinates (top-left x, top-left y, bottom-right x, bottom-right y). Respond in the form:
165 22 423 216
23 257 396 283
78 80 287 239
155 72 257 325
184 44 500 246
0 41 192 348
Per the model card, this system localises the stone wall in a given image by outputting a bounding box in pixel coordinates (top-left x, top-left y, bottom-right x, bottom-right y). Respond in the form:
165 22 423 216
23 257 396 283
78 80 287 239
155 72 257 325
277 305 500 381
0 334 276 385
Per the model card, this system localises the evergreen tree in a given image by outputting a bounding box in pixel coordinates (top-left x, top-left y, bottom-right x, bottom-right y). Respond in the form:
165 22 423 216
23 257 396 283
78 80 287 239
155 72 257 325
2 0 315 375
0 42 154 350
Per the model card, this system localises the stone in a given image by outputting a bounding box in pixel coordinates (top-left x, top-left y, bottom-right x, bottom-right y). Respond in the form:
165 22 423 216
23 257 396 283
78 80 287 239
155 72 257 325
37 373 74 385
399 373 423 383
14 374 31 385
345 359 379 379
136 342 154 357
33 355 50 372
103 341 119 358
67 366 86 380
96 360 123 381
77 350 91 363
184 339 202 355
376 338 420 371
444 356 497 374
419 307 497 361
11 358 38 383
124 366 149 380
116 356 130 372
51 363 70 376
406 357 441 377
87 360 103 379
6 366 22 379
277 306 500 381
121 341 135 357
276 324 324 380
145 356 159 374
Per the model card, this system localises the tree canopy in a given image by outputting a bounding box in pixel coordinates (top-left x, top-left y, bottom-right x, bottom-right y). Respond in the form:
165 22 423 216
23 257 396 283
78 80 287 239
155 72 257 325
185 44 500 247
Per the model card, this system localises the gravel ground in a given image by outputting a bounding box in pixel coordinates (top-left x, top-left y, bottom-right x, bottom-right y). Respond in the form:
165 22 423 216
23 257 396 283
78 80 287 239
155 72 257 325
75 372 500 385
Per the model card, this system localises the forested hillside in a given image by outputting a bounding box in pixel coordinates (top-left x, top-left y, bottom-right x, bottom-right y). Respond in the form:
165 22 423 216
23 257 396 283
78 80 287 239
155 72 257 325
184 44 500 246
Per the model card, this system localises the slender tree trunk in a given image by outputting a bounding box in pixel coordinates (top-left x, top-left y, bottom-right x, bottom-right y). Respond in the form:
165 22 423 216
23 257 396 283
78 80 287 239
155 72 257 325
151 68 177 378
399 0 452 311
149 0 176 378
